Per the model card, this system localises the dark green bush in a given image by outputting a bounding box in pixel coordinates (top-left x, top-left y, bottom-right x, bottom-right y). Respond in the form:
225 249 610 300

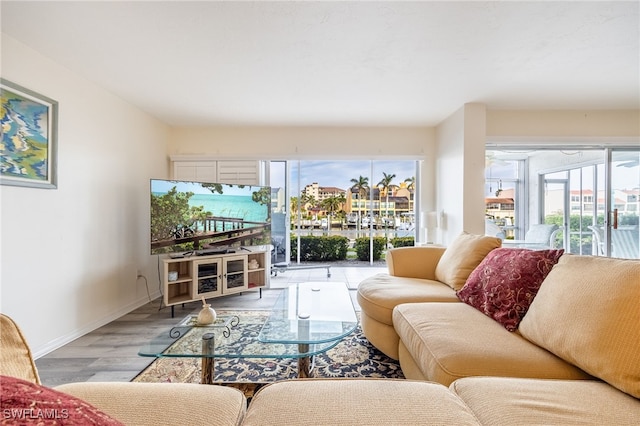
354 237 386 261
290 235 349 261
390 236 415 248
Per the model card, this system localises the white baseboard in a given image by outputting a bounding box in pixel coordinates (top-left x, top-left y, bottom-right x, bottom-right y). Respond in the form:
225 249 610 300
32 291 161 359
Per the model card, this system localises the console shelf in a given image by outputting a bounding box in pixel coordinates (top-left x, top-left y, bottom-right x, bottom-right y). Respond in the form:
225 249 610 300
162 248 268 316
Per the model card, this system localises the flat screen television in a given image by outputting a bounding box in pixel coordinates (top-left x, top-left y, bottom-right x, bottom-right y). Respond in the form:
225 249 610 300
150 179 271 256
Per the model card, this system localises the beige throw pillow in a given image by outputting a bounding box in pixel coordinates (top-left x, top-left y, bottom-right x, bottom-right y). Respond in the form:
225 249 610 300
519 255 640 398
434 232 502 291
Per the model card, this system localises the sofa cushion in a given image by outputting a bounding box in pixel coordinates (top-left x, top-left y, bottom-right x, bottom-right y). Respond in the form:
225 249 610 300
357 273 459 326
0 375 124 425
519 255 640 398
386 245 447 279
55 382 247 426
457 248 564 331
393 302 591 386
450 377 640 425
243 379 481 426
434 232 502 291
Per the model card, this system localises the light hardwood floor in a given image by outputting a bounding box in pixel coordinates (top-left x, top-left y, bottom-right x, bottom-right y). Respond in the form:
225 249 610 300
35 265 385 387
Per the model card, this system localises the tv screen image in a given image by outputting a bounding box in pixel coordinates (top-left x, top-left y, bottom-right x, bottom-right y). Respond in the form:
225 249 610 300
150 179 271 256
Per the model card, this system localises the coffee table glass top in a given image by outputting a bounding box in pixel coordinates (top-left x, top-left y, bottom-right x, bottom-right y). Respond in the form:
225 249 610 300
258 282 358 345
138 282 357 360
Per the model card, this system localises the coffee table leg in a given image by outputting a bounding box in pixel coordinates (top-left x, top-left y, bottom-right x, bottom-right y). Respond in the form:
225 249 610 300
201 333 215 385
297 343 310 378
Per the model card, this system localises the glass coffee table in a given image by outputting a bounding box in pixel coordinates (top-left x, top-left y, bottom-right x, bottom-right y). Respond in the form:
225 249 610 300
139 282 358 384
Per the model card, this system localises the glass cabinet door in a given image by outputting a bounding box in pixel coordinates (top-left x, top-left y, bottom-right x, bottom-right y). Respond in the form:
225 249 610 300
223 256 247 293
194 259 222 298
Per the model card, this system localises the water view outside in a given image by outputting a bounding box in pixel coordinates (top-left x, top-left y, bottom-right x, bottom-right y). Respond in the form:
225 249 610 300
270 160 418 262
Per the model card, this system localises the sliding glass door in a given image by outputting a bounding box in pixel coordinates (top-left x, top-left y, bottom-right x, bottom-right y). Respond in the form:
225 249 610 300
541 163 602 255
607 150 640 258
487 147 639 259
269 161 288 265
269 159 418 265
539 149 639 258
542 179 569 250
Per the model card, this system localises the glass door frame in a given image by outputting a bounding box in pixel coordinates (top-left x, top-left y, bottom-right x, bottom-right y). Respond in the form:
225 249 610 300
539 178 570 251
605 148 640 258
538 151 605 256
269 159 421 266
603 149 613 256
489 144 639 259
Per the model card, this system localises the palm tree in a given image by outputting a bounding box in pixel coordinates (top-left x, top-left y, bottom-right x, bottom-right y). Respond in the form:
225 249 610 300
404 176 415 191
290 196 299 213
300 193 317 217
290 196 300 227
404 176 416 215
378 172 397 238
350 176 369 236
321 193 346 235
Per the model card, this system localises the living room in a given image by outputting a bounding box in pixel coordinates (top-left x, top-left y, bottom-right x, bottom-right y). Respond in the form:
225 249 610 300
1 0 638 400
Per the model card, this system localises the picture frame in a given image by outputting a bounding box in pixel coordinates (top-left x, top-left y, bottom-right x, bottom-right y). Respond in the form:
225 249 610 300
1 78 58 189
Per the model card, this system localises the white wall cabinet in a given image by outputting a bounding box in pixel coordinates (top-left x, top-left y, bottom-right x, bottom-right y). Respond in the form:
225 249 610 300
172 160 217 182
170 158 261 185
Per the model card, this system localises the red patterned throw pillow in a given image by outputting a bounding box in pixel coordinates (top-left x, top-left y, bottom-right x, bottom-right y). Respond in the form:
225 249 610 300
0 375 123 425
457 248 564 331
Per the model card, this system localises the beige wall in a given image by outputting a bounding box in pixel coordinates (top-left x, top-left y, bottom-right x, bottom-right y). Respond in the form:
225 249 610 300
0 34 169 357
434 104 487 245
487 109 640 141
462 104 488 237
168 126 435 159
435 106 465 244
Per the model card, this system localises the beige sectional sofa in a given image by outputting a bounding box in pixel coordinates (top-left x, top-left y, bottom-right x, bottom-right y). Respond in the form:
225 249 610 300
357 233 502 359
356 233 640 424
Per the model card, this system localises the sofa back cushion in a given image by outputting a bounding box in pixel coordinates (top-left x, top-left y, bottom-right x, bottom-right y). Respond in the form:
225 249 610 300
434 232 502 291
519 255 640 398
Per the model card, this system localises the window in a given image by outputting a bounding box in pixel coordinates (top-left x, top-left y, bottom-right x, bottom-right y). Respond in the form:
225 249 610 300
270 160 419 264
485 152 524 238
486 148 639 259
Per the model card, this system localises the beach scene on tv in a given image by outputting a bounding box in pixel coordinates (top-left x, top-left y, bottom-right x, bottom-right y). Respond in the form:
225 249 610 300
150 180 271 256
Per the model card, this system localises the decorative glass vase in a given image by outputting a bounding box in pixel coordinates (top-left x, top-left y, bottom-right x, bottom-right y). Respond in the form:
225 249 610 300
197 302 216 325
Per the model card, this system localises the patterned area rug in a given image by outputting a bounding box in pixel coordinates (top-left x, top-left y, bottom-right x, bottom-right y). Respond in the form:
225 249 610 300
133 310 403 396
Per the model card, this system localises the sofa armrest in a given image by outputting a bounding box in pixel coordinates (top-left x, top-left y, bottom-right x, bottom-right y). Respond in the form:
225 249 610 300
386 246 446 280
1 314 41 384
55 382 246 426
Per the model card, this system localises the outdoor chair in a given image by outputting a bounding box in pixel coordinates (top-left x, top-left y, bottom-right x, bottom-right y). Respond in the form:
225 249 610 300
589 225 639 259
502 224 560 249
485 219 506 240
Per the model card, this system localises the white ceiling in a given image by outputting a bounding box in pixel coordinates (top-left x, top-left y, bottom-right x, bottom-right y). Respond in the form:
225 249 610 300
2 1 638 127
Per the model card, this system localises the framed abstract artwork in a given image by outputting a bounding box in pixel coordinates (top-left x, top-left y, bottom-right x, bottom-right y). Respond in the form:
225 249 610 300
1 79 58 189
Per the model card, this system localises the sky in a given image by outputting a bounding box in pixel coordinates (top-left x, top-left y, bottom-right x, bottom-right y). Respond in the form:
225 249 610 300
271 160 418 192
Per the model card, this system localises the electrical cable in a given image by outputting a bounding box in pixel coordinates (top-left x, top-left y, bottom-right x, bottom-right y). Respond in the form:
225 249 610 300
157 255 165 311
136 274 152 303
